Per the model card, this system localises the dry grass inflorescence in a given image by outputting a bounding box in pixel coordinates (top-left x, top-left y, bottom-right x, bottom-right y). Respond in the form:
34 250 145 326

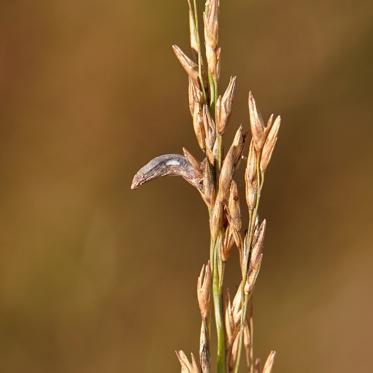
131 1 281 372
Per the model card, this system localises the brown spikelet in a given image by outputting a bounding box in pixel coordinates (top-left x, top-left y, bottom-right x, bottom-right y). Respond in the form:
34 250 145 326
245 141 257 184
243 323 251 368
217 76 237 134
251 219 266 264
202 160 215 206
193 104 206 150
255 358 262 373
173 45 199 81
245 253 263 294
228 180 241 232
218 125 245 201
199 321 210 373
222 226 235 262
224 290 234 348
232 288 242 326
204 0 219 49
229 332 240 370
197 261 212 319
248 91 266 151
262 351 276 373
176 350 201 373
187 0 199 53
203 104 216 160
210 200 223 241
183 147 203 178
188 78 203 116
245 140 258 211
261 115 281 172
246 179 258 212
204 0 220 79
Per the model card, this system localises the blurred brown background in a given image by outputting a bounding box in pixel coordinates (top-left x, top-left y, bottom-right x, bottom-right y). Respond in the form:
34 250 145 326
0 0 372 372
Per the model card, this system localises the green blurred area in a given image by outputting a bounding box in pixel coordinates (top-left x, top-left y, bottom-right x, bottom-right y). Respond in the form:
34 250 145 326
0 0 372 372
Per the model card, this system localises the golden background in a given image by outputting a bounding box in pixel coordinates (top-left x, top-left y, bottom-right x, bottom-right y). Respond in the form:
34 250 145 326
0 0 372 372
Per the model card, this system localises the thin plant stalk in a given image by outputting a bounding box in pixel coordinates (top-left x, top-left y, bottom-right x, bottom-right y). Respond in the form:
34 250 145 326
131 1 282 372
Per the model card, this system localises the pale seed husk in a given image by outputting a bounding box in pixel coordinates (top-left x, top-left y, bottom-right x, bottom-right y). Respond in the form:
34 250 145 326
173 44 199 81
262 351 276 373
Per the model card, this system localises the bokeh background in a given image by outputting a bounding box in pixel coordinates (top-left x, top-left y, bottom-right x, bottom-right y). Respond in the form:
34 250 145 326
0 0 372 372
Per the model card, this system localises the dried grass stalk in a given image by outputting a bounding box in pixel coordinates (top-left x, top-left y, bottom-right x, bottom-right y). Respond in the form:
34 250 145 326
131 1 282 372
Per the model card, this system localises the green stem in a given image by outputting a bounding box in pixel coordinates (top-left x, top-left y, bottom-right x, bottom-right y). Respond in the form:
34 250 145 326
212 233 226 373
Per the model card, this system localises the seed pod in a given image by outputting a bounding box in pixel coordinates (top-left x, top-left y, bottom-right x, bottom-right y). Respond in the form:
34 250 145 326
172 45 199 81
197 261 212 319
217 76 237 134
248 91 266 151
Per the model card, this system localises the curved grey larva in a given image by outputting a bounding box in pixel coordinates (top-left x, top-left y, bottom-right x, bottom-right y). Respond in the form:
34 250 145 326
131 154 203 192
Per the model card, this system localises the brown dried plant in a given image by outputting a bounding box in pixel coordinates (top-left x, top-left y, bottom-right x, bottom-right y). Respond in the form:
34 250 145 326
131 1 281 372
